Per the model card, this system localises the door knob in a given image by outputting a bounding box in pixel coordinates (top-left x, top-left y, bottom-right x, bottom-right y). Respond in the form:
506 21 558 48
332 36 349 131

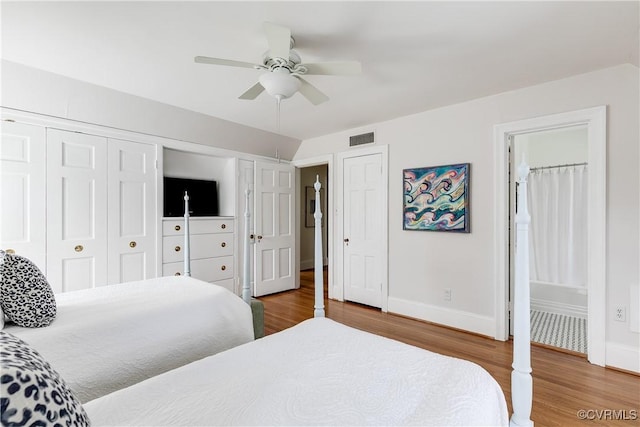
344 238 350 244
75 245 84 252
129 241 137 248
175 246 181 252
257 235 263 242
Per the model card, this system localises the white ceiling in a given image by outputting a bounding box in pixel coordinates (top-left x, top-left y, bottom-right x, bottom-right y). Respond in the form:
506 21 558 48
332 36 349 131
1 1 638 141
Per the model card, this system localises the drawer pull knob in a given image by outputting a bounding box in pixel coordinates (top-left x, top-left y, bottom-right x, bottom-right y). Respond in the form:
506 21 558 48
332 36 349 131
221 224 226 229
174 225 181 231
221 242 226 248
129 241 137 248
221 265 226 271
174 272 181 276
75 245 84 252
175 246 181 252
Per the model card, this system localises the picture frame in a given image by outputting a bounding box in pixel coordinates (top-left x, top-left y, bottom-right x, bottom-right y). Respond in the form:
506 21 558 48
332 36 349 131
403 163 470 232
305 186 324 228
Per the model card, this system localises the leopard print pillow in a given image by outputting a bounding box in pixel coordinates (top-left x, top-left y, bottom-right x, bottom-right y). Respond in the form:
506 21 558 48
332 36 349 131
0 252 57 327
0 331 91 426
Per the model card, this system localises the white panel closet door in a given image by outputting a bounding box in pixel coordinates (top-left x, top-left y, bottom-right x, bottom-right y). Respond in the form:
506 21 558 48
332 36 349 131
253 161 295 296
46 129 108 293
343 153 383 308
107 139 156 284
0 121 46 271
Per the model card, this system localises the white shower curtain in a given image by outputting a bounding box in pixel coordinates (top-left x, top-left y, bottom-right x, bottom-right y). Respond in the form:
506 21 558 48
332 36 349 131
527 165 588 287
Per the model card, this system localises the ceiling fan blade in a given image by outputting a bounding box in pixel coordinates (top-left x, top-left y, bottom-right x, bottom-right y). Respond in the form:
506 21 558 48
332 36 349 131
297 77 329 105
300 61 362 76
263 22 291 59
238 82 265 100
194 56 259 69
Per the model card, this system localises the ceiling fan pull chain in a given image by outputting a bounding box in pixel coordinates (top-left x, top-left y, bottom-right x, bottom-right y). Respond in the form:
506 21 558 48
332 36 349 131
276 96 281 133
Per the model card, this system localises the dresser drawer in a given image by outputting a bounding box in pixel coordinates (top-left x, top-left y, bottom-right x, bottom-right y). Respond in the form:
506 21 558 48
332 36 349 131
162 218 234 236
162 256 234 282
163 234 233 263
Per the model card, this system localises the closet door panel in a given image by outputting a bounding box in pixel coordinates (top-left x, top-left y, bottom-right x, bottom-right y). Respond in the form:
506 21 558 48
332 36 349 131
107 138 156 284
0 122 46 271
47 129 108 293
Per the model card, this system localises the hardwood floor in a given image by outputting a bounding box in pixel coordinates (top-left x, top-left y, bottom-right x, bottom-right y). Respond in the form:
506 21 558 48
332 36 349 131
258 269 640 427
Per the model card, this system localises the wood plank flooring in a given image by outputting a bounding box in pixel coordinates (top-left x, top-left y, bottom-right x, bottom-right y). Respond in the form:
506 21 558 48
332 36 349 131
258 269 640 427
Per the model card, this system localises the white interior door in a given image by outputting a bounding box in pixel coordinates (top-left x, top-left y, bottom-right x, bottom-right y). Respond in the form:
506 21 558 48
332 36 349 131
107 138 156 284
47 129 108 293
343 153 383 308
253 161 295 296
0 121 46 271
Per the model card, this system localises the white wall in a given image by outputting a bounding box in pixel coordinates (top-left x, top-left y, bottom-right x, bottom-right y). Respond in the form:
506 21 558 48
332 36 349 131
0 60 301 160
515 126 588 168
294 64 639 371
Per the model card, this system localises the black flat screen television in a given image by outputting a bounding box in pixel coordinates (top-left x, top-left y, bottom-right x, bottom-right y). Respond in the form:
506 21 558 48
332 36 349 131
163 177 219 217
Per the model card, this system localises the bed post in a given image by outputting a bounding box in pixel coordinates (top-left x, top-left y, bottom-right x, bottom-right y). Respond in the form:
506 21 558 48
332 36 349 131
242 187 252 304
313 176 325 318
510 159 533 427
183 191 191 277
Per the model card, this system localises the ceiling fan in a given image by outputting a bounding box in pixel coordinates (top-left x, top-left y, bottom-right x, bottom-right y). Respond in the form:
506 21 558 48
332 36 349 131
194 22 361 105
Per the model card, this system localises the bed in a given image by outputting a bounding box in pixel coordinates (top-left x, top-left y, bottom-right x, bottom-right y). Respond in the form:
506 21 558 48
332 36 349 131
4 275 254 403
1 193 255 403
84 316 508 426
82 172 535 426
5 168 534 426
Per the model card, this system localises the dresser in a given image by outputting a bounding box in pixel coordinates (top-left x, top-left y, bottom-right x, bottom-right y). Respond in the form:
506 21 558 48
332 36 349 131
162 217 235 291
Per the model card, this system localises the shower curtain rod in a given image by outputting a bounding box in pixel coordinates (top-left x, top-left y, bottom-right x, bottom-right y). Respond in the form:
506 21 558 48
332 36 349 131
529 162 587 172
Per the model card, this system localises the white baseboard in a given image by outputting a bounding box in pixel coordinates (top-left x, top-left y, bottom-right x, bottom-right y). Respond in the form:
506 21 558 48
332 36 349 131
605 342 640 373
387 297 496 338
531 298 587 318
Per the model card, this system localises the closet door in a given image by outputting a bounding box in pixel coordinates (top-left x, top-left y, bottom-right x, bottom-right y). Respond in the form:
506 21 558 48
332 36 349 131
0 121 46 271
46 129 108 293
107 138 157 284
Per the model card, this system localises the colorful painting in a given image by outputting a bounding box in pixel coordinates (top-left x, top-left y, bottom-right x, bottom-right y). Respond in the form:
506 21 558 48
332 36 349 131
403 163 470 232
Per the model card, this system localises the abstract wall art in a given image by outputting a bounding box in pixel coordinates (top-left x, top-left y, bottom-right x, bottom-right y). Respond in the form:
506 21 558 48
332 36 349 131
403 163 470 232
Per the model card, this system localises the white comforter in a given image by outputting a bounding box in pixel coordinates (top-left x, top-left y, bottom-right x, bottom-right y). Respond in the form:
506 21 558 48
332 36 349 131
5 276 254 402
85 318 508 426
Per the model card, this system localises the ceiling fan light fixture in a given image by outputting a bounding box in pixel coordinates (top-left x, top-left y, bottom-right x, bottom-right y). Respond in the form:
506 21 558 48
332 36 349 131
259 68 301 100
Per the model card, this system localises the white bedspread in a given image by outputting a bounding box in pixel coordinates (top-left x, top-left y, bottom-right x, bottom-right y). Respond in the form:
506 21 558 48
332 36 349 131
5 276 254 403
85 318 508 426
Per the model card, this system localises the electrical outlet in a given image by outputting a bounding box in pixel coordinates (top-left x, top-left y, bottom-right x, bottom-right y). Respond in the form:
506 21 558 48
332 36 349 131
615 306 626 322
444 288 452 301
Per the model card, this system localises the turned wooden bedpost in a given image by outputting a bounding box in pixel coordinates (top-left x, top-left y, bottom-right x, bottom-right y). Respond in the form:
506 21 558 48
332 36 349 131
313 176 325 318
242 187 252 304
183 191 191 277
511 159 533 427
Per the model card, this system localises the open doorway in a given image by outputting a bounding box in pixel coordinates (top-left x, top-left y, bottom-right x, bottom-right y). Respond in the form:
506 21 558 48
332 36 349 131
293 155 333 300
494 106 607 367
510 126 588 354
299 165 329 272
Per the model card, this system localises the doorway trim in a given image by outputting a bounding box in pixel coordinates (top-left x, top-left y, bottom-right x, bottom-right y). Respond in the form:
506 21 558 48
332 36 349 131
493 106 606 366
293 155 334 299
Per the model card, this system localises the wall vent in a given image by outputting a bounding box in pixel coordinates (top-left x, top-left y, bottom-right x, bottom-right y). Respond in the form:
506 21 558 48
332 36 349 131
349 131 375 147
